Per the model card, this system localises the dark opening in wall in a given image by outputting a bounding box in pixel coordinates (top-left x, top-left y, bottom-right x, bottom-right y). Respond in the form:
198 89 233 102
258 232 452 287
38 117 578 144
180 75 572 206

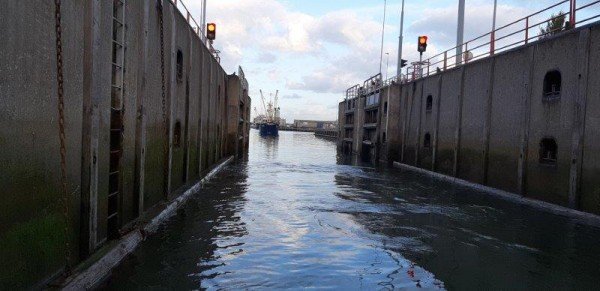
423 132 431 148
539 137 557 165
174 120 182 148
383 132 387 143
365 110 378 124
345 115 354 125
426 95 433 112
363 129 376 142
176 49 183 83
345 128 353 138
384 102 388 114
543 70 561 100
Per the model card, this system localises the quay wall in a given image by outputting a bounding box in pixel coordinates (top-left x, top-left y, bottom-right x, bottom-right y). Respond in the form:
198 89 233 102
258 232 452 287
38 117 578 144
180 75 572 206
0 1 250 288
339 22 600 216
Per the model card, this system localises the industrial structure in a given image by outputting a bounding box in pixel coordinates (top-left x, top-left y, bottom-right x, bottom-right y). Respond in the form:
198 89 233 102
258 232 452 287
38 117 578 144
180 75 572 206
293 120 337 130
0 1 250 289
338 10 600 215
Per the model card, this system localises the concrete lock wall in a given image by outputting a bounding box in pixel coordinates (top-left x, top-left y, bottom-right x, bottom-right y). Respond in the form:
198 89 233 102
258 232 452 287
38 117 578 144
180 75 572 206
338 22 600 217
0 1 250 289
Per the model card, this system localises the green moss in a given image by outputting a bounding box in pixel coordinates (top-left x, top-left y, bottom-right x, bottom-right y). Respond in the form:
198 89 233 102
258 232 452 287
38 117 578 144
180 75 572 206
0 214 66 289
457 147 484 184
170 147 185 191
435 148 455 176
143 133 167 209
581 169 600 215
487 150 519 193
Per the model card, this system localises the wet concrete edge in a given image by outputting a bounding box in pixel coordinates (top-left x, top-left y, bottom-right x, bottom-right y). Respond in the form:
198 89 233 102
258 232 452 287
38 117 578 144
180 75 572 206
61 156 234 290
392 161 600 226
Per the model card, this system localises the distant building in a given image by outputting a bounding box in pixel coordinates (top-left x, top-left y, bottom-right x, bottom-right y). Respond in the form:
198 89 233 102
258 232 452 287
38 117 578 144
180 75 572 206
293 119 336 130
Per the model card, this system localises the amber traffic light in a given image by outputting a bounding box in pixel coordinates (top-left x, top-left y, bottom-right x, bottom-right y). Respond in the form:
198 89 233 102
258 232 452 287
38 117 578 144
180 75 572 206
418 36 428 53
207 23 216 40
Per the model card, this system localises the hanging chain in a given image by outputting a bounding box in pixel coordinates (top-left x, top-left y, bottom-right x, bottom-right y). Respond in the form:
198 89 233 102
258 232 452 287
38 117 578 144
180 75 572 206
158 1 169 197
54 0 71 274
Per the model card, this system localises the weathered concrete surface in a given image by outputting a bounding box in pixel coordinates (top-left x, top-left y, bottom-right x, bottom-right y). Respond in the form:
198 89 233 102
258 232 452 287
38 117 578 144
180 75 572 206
458 59 492 184
487 47 533 193
62 156 234 290
525 31 580 206
581 25 600 215
0 1 250 289
339 21 600 217
226 69 251 158
379 84 402 163
0 1 84 287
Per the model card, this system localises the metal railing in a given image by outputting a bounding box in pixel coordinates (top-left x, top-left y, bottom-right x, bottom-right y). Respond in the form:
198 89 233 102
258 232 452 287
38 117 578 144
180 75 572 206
345 84 361 100
409 0 600 81
168 0 222 61
345 0 600 96
170 0 205 42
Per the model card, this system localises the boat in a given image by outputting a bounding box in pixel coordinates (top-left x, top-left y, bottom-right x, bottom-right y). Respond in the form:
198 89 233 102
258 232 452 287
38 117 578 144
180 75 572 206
255 89 281 137
259 122 279 136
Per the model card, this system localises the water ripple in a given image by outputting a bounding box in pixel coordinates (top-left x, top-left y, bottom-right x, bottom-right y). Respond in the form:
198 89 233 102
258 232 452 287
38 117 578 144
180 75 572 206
103 131 600 290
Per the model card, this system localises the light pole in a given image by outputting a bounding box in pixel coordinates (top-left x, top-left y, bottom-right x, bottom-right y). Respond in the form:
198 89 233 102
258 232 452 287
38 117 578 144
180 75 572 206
491 0 497 54
396 0 405 77
385 53 390 80
456 0 465 65
384 52 391 145
379 0 387 77
202 0 207 43
570 0 576 27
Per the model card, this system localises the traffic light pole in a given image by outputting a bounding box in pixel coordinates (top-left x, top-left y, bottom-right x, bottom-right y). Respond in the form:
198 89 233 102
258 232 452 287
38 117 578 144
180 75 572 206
570 0 576 28
201 0 207 43
419 52 423 78
379 0 387 78
456 0 465 65
396 0 405 77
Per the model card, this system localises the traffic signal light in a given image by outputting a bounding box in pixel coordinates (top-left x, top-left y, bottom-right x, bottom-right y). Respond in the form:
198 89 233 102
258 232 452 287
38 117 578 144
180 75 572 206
207 23 216 40
418 36 428 53
400 59 408 68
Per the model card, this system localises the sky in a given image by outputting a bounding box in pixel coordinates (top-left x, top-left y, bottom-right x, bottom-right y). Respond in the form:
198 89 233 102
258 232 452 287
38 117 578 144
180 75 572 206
181 0 578 122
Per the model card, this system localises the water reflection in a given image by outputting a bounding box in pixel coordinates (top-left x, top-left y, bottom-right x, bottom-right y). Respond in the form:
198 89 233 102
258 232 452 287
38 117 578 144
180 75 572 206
103 164 249 290
331 161 600 290
104 130 600 290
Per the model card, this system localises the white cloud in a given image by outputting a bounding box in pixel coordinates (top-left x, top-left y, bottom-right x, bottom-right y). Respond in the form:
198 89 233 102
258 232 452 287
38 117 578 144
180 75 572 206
190 0 551 121
409 4 535 58
282 93 302 99
256 52 277 63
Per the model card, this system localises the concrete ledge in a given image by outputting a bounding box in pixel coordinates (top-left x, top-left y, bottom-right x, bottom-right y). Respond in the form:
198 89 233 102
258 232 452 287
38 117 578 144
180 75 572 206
62 156 234 290
392 161 600 225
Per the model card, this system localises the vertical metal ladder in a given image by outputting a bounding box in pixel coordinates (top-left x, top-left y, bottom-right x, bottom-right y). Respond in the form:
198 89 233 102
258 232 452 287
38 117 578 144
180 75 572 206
108 0 126 239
